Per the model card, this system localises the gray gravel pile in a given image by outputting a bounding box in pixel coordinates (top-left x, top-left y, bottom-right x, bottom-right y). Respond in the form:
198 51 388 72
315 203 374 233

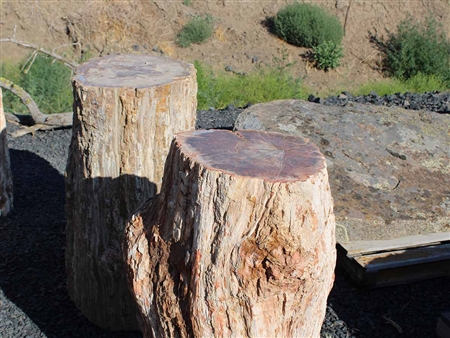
309 90 450 114
1 96 449 337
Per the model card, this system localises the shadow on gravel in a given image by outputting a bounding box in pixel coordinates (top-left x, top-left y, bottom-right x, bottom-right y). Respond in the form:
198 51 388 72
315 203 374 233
3 150 448 338
328 265 450 337
0 149 142 338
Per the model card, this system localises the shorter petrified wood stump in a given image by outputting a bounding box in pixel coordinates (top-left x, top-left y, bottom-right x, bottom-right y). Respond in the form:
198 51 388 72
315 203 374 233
0 89 13 216
124 130 336 338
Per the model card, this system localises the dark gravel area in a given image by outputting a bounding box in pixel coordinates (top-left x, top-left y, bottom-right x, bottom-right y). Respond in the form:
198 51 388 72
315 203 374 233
1 93 449 337
309 90 450 114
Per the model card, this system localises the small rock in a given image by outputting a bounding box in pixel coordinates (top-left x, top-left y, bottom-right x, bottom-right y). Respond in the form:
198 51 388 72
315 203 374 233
321 138 330 146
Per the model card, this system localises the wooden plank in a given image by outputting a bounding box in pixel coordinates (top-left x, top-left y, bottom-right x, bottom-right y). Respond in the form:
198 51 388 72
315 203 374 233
374 259 450 287
437 312 450 338
355 243 450 271
340 232 450 257
337 241 450 288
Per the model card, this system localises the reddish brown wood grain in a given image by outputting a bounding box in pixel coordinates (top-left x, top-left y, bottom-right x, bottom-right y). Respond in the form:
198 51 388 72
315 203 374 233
125 130 336 338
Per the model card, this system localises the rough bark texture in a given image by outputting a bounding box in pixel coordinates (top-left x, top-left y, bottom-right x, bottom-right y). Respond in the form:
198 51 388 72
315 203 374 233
0 89 13 216
65 54 197 330
124 130 336 338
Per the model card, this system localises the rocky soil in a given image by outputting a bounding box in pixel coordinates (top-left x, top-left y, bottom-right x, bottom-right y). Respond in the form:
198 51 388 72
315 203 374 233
1 0 450 94
1 92 449 337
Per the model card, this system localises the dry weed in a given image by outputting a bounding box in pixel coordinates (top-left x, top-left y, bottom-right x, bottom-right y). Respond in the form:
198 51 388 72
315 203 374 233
63 0 171 55
157 41 177 58
214 26 226 43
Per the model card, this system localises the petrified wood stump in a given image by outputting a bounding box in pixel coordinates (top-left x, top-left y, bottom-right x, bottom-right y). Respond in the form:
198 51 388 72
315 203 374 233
65 54 197 330
124 130 336 338
0 89 13 216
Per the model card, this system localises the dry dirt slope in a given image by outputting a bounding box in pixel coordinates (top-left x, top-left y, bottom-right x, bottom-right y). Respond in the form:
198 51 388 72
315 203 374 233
1 0 450 93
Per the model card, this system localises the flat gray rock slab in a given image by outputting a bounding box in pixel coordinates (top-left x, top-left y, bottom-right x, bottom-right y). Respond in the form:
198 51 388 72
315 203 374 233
235 100 450 243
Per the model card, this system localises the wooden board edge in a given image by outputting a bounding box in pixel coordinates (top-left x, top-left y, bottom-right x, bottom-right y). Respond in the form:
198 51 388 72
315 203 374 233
337 243 450 288
339 232 450 257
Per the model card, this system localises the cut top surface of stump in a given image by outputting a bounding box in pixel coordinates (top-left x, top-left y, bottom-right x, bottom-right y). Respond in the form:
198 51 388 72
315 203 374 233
73 54 192 88
177 129 325 182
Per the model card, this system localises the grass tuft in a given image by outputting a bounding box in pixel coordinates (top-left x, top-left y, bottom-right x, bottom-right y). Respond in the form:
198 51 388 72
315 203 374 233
176 15 213 48
195 61 307 110
353 73 448 97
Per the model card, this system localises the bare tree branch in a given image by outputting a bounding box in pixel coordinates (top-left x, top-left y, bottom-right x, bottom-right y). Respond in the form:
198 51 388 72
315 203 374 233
0 37 79 69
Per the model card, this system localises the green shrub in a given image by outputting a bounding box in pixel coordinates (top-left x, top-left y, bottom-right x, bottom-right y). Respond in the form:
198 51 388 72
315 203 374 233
273 3 343 48
313 41 344 71
177 15 213 47
1 54 73 114
195 61 307 110
376 15 450 85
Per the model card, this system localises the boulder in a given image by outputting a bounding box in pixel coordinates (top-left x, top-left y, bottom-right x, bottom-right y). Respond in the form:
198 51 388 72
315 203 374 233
235 100 450 243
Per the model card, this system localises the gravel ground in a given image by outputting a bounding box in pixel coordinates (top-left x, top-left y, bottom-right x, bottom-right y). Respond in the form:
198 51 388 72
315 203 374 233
310 90 450 113
1 94 449 337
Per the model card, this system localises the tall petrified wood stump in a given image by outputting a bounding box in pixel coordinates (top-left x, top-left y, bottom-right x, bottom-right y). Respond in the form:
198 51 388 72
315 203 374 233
124 130 336 338
65 54 197 330
0 89 13 216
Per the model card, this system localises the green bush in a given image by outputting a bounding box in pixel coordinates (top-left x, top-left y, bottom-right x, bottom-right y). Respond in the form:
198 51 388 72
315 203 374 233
177 15 213 47
313 41 344 71
273 3 343 48
1 54 73 114
377 15 450 85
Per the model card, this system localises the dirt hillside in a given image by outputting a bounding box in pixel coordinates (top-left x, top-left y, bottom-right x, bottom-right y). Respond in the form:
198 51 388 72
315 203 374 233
1 0 449 94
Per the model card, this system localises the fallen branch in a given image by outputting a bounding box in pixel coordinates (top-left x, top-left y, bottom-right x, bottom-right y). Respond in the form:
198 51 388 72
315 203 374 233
0 76 48 124
0 78 72 137
11 124 57 138
382 315 403 334
0 33 77 134
4 112 35 126
0 77 73 127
